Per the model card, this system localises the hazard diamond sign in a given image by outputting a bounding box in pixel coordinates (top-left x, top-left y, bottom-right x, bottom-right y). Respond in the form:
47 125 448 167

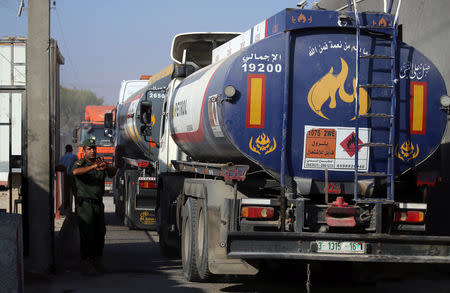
303 125 370 172
340 132 363 157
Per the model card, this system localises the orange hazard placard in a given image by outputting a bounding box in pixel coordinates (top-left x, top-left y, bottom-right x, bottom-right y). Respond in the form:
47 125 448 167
305 128 336 159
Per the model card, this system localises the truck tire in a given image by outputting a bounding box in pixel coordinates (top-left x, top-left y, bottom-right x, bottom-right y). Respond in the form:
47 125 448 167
116 176 126 222
114 199 119 217
195 198 213 281
124 176 133 229
115 196 124 220
157 207 172 256
181 197 200 281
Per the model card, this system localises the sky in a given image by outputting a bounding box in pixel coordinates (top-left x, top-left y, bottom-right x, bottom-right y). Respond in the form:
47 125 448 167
1 0 313 105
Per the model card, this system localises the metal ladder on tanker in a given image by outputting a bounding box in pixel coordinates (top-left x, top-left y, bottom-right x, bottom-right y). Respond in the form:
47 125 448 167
351 0 402 203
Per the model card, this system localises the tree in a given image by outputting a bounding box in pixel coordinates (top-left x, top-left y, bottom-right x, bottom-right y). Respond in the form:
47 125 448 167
59 86 103 133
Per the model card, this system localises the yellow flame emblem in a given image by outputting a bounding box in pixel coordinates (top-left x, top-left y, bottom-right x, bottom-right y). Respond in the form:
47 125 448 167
249 133 277 155
395 140 419 161
307 58 371 120
151 114 155 126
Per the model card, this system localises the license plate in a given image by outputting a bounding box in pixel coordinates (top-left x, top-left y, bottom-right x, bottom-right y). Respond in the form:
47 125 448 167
316 241 365 254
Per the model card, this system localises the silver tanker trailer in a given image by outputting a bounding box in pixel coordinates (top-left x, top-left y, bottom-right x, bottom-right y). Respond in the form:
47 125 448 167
105 75 169 229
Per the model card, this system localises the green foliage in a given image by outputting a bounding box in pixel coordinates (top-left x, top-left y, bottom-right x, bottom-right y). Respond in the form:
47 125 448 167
59 86 103 132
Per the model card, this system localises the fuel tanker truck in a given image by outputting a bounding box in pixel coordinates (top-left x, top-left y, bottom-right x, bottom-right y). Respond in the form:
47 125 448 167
149 3 450 281
105 73 172 229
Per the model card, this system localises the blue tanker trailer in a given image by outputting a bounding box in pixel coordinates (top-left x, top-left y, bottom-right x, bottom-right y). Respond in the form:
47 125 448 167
153 2 450 282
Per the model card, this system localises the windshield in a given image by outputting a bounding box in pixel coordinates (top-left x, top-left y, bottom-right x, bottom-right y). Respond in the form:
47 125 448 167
80 125 113 147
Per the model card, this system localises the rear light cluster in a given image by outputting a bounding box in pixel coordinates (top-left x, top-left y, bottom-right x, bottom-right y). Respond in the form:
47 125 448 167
138 161 150 168
394 211 425 223
241 206 274 219
139 177 157 189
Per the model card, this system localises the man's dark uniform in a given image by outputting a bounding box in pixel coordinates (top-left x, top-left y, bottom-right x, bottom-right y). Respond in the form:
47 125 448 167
72 144 108 263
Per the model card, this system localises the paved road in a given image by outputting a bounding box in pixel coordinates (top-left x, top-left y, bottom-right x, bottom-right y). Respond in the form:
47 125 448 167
24 196 450 293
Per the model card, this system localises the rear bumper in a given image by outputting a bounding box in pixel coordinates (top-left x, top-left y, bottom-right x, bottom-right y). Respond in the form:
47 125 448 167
227 231 450 263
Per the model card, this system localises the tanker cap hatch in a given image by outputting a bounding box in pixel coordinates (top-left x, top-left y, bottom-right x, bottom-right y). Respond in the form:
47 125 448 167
224 85 236 98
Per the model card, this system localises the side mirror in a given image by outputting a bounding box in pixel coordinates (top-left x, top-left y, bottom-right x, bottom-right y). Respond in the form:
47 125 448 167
104 112 113 130
139 100 153 139
140 101 152 125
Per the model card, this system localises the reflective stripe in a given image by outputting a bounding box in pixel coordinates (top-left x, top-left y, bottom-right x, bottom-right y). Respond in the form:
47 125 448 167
246 74 266 128
410 81 427 135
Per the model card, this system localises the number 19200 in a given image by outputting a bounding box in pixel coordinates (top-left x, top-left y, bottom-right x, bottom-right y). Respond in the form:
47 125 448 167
242 63 282 73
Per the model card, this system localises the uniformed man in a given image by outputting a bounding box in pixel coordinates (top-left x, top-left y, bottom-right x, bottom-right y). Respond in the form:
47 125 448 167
72 138 117 275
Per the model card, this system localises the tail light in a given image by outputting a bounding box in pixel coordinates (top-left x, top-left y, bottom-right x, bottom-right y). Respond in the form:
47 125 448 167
241 206 274 219
394 211 425 223
138 161 150 168
138 177 157 189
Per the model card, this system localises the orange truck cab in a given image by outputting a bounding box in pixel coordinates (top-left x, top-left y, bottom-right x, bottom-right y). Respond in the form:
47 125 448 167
73 105 115 192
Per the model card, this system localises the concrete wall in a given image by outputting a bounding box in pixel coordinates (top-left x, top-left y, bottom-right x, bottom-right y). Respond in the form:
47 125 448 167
25 0 53 274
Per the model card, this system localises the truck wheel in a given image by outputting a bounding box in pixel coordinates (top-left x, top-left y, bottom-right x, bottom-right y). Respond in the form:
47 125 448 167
115 197 123 219
157 207 171 256
118 199 125 222
157 207 180 257
116 178 126 222
195 198 213 281
124 177 133 229
114 200 119 217
181 197 200 281
124 199 131 228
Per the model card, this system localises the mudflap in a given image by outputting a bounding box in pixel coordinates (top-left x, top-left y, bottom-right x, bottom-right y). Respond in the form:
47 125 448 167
124 170 158 230
127 189 158 230
129 207 157 230
183 178 259 275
